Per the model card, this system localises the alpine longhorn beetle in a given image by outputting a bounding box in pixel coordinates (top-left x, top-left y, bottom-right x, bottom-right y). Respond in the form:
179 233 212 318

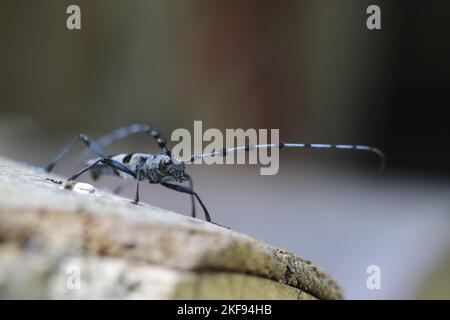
45 124 385 224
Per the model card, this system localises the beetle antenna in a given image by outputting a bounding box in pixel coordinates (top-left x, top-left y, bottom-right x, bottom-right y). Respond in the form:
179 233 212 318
187 143 386 172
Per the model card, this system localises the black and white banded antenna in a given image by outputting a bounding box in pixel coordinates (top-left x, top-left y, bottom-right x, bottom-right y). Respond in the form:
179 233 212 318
187 143 386 172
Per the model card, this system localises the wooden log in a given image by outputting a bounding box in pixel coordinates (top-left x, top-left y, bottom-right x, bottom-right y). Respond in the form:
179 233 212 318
0 157 343 299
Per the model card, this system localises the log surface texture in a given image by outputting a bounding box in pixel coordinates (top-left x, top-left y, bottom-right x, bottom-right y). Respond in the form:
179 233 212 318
0 157 344 299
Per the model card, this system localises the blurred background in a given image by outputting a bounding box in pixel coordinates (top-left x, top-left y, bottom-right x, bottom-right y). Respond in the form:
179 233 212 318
1 0 449 299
